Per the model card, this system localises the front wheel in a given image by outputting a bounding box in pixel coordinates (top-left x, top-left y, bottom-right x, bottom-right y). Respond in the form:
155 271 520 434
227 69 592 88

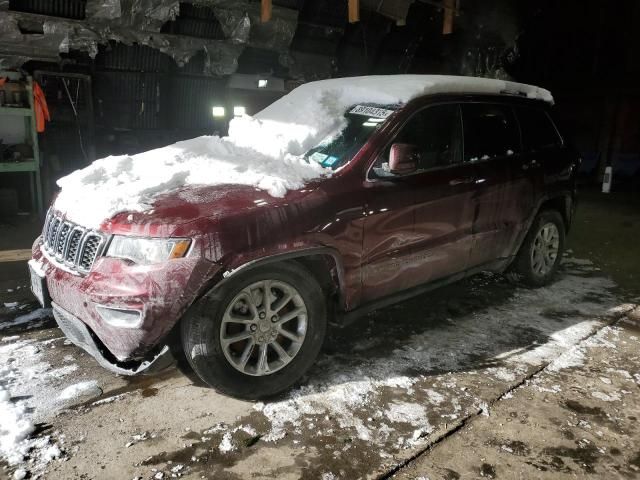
512 210 566 287
181 261 327 399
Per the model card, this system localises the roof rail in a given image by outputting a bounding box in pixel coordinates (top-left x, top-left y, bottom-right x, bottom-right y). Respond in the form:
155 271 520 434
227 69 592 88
500 89 528 98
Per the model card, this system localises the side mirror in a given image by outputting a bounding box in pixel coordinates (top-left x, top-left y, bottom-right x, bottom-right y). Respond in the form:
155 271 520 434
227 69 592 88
389 143 419 175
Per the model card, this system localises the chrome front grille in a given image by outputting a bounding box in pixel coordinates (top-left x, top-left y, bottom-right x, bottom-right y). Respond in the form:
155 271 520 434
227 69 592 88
42 211 106 273
79 235 102 270
66 228 83 263
56 223 71 256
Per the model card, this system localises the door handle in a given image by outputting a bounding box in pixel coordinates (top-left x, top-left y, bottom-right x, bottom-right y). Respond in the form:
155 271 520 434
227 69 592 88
449 177 475 186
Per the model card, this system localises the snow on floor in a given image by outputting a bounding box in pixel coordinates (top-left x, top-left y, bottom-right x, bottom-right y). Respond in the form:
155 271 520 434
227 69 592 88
58 380 102 401
167 264 622 477
0 338 64 475
0 334 101 477
0 384 34 465
0 258 623 476
53 75 552 229
248 263 619 450
0 308 52 331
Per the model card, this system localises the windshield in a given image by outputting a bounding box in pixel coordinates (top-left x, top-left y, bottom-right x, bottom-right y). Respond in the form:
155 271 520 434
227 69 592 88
305 105 397 170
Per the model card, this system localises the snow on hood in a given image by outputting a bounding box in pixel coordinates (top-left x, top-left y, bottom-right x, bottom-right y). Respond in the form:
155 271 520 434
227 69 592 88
54 75 553 229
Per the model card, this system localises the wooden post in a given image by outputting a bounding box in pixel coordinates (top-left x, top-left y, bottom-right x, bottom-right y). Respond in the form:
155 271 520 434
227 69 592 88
261 0 272 23
443 0 455 34
348 0 360 23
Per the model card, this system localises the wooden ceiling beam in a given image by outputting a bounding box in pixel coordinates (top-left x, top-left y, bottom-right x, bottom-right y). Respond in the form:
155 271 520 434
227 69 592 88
261 0 272 23
348 0 360 23
442 0 456 34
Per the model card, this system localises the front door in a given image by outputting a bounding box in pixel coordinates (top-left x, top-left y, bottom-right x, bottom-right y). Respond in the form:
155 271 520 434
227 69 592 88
360 177 423 303
361 103 474 302
410 104 476 283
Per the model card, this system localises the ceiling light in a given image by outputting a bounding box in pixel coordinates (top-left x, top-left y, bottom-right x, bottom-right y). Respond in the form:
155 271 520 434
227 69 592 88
258 79 268 88
233 106 246 116
212 106 225 117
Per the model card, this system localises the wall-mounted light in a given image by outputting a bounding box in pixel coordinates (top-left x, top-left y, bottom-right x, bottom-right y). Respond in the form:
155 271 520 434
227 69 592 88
233 106 246 116
257 79 268 88
212 106 225 117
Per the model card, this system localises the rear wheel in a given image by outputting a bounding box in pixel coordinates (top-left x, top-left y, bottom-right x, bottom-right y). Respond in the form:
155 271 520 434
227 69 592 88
513 210 565 287
181 261 326 399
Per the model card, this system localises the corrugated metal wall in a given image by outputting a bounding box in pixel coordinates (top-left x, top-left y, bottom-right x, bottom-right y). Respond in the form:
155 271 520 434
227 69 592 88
93 41 227 132
160 3 226 40
94 71 165 129
8 0 87 19
169 76 225 130
96 42 174 72
94 42 172 130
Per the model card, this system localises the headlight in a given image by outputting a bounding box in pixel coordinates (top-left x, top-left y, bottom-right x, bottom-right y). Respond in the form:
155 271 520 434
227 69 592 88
106 236 191 265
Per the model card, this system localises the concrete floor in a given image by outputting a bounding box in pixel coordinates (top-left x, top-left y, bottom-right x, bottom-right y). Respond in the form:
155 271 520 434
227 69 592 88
1 191 639 480
393 312 640 480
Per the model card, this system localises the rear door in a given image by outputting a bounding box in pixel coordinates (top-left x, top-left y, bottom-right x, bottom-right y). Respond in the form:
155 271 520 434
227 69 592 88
515 105 566 203
461 102 523 267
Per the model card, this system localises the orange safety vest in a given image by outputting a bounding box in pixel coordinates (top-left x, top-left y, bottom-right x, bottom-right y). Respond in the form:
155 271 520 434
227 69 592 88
33 81 50 133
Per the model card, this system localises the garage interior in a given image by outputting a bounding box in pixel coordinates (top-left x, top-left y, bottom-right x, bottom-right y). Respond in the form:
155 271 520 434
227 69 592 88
1 1 639 479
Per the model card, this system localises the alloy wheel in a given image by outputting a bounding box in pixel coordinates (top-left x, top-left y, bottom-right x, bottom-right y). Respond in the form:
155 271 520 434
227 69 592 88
220 280 308 376
530 222 560 276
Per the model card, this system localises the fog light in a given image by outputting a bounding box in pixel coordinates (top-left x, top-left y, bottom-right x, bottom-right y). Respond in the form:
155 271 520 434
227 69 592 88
95 305 142 328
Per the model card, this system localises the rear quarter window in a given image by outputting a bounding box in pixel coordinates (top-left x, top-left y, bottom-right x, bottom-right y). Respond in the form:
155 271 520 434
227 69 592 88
517 106 563 151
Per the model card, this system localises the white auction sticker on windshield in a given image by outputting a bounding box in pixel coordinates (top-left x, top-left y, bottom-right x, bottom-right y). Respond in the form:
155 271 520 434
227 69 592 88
349 105 394 118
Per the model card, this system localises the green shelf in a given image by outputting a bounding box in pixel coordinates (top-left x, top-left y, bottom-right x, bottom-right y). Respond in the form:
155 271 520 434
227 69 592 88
0 106 33 117
0 160 37 173
0 72 42 215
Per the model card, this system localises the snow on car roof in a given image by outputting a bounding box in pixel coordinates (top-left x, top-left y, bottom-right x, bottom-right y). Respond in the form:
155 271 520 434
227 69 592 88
54 75 553 229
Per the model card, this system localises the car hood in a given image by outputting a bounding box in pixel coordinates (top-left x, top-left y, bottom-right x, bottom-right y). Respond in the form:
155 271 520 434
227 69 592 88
101 181 325 237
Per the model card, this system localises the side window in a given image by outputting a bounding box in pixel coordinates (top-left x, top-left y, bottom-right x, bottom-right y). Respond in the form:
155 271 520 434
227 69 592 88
396 104 462 171
373 104 462 176
461 103 520 162
517 107 562 151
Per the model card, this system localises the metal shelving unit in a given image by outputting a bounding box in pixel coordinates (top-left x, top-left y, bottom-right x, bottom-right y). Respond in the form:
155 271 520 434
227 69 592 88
0 72 43 215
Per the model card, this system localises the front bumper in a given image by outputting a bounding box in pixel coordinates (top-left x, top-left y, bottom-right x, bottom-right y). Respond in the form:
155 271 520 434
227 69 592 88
32 235 221 363
53 302 174 375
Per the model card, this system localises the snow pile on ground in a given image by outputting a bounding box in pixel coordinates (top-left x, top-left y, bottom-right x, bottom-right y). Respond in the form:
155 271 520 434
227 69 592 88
0 384 34 464
0 333 109 475
0 308 52 331
58 380 102 401
0 337 89 420
0 340 62 475
54 75 552 229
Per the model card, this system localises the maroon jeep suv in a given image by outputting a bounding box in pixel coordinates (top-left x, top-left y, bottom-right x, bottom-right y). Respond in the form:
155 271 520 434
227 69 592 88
30 76 579 399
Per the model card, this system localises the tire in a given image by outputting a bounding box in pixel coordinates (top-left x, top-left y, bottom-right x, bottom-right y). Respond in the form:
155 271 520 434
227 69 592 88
513 210 566 287
181 261 327 399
